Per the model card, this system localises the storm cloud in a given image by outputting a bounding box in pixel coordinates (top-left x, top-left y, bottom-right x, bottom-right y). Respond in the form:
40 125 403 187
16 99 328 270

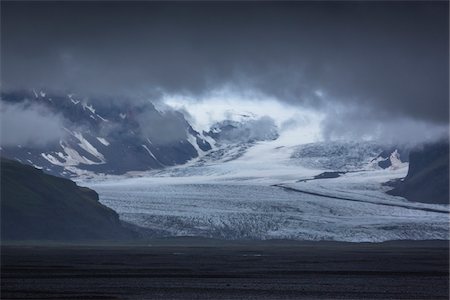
1 1 448 135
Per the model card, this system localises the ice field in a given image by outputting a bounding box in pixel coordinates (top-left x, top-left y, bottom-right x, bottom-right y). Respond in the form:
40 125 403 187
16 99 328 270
88 140 449 242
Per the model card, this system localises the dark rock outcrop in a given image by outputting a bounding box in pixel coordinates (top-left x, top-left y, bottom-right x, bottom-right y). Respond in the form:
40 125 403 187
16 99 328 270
1 158 137 241
388 140 449 204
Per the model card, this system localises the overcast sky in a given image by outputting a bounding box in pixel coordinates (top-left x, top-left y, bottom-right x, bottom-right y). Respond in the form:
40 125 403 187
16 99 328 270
1 1 448 145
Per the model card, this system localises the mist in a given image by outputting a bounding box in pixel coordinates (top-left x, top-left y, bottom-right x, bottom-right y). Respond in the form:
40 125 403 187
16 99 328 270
1 1 448 146
0 101 67 147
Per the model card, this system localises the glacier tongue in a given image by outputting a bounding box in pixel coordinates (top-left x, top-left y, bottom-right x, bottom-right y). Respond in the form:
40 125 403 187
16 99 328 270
91 178 448 242
87 139 449 242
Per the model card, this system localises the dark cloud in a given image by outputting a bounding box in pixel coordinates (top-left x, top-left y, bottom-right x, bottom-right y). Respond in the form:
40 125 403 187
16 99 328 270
1 1 448 126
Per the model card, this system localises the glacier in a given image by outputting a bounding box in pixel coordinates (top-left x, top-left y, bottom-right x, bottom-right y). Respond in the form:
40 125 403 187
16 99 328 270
87 139 449 242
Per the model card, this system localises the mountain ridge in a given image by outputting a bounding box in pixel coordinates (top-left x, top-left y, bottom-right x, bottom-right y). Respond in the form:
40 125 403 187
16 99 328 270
1 90 212 177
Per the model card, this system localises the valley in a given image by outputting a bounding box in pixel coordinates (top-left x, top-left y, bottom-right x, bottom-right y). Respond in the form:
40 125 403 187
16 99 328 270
87 139 449 242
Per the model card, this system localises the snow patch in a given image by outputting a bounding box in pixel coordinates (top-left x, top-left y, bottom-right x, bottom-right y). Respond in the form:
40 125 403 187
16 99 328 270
40 153 61 165
68 94 80 104
82 103 96 114
142 144 158 162
187 133 204 156
389 150 407 170
96 114 108 122
44 141 100 166
73 132 105 162
96 137 110 146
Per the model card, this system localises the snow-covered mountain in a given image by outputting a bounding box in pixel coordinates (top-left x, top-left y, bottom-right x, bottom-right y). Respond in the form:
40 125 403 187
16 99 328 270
0 90 212 177
1 90 410 179
206 116 279 144
4 91 446 242
291 141 408 171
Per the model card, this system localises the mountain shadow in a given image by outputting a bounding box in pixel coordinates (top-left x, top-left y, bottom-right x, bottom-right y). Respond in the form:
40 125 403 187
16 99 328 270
387 140 449 204
1 158 137 241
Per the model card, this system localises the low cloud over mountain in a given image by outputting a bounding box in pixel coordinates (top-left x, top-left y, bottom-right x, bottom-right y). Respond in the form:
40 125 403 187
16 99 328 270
2 2 448 131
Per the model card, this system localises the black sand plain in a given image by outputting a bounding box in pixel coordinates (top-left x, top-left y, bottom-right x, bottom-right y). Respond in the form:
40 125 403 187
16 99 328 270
1 238 449 299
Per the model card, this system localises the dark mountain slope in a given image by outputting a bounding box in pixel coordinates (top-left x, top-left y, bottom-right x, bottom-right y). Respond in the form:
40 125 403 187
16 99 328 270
1 158 136 241
388 140 449 204
0 90 212 177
